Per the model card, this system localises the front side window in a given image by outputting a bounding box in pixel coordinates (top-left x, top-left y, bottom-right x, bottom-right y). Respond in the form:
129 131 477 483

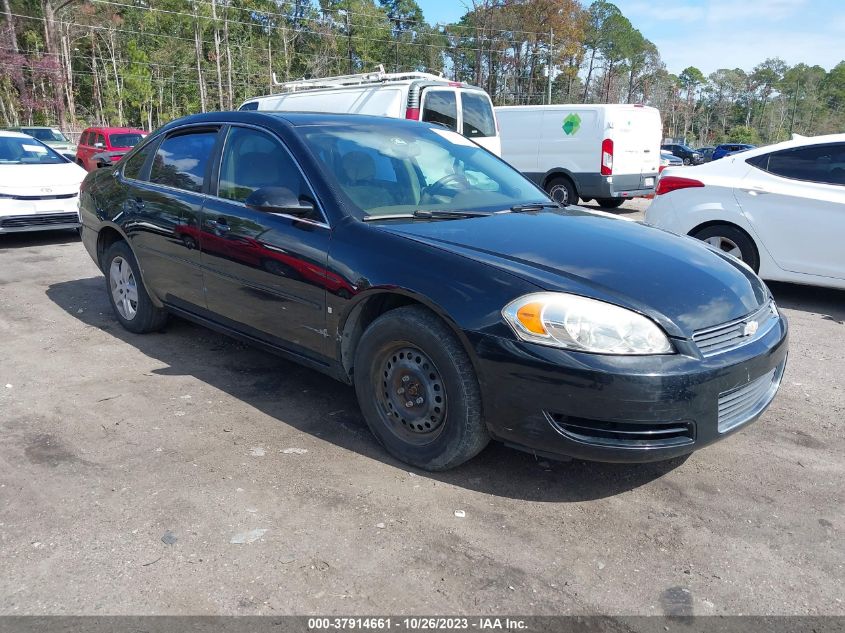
421 90 458 132
756 143 845 186
95 134 106 148
217 126 317 218
122 141 157 181
0 136 66 164
301 123 546 218
150 130 218 193
461 91 496 138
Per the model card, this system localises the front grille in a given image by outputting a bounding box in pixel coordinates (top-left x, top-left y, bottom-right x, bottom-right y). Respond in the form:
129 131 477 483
546 413 695 448
717 362 785 433
0 212 79 228
693 302 779 357
5 193 77 201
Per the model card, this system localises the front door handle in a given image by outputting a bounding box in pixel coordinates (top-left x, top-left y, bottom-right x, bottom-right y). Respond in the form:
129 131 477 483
745 187 770 196
133 197 145 210
208 218 230 232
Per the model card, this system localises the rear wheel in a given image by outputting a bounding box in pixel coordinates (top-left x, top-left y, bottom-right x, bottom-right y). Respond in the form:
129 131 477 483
545 176 577 206
103 240 168 333
353 306 489 471
691 224 760 272
595 198 625 209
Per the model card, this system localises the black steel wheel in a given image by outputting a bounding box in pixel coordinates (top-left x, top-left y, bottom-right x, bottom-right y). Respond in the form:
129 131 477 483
354 305 489 470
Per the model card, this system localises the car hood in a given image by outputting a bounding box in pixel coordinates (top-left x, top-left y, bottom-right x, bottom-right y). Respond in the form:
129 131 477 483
0 162 86 193
377 208 769 338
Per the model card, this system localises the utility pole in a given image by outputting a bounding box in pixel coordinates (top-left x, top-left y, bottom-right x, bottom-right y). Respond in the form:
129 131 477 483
547 29 554 105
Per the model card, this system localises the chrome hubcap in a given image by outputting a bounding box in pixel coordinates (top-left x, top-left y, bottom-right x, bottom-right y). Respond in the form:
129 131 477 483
549 185 569 205
377 346 446 444
705 236 743 260
109 256 139 320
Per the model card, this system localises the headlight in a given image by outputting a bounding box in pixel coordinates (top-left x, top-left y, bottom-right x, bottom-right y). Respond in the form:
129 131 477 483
502 292 673 355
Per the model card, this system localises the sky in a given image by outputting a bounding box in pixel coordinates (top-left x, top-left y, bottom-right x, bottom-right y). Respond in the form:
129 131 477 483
414 0 845 75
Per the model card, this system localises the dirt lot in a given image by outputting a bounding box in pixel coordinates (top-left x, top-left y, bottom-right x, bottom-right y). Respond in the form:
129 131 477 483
0 208 843 616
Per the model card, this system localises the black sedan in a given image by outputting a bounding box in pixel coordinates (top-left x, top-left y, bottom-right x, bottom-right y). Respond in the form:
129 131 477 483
78 112 788 470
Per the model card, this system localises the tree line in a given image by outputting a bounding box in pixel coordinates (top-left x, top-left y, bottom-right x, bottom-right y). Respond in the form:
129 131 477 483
1 0 843 145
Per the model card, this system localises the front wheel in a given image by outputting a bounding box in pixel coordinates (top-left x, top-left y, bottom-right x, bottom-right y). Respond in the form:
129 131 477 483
691 224 760 272
353 306 489 471
103 240 168 333
683 157 691 165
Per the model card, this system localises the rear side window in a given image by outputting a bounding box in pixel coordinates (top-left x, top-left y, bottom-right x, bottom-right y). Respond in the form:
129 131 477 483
422 90 457 132
460 91 495 138
150 129 218 193
80 131 90 145
756 143 845 186
239 101 259 111
122 141 156 181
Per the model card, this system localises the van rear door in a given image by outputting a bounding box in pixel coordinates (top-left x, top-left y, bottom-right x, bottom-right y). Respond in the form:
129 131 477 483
607 106 661 186
458 90 500 156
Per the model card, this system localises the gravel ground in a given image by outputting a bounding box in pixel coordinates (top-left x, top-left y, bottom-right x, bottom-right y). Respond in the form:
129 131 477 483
0 217 842 616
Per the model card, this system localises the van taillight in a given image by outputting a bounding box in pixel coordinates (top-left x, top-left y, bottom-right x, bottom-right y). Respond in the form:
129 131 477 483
405 107 420 120
655 176 704 195
601 138 613 176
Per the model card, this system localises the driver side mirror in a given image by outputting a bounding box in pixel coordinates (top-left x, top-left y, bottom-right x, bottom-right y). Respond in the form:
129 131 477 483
244 187 315 218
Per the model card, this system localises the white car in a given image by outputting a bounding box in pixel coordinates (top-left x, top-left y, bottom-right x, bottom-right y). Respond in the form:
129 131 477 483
0 130 87 234
646 133 845 290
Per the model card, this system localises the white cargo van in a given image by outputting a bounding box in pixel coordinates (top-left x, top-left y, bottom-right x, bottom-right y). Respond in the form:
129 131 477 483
495 104 662 207
240 67 501 156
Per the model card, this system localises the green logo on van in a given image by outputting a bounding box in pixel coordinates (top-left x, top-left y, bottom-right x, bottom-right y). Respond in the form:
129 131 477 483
562 113 581 136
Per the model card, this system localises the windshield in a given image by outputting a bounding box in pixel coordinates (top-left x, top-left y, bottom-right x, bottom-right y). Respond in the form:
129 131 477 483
22 128 68 142
300 123 548 218
0 136 67 164
109 133 144 148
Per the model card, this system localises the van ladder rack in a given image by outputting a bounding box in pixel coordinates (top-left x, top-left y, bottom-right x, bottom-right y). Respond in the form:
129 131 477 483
271 65 447 92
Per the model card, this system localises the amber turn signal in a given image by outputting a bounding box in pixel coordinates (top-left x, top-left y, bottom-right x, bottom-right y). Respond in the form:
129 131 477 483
516 302 547 335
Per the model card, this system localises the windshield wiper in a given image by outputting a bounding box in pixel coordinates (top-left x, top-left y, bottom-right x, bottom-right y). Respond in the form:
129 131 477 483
412 209 492 219
509 203 561 213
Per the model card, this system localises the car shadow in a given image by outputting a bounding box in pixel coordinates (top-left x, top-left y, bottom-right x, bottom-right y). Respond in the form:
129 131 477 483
577 201 643 217
0 229 80 249
46 276 687 502
768 281 845 322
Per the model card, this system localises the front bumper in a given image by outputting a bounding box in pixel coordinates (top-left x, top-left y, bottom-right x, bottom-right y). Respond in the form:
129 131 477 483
0 197 80 233
469 315 788 463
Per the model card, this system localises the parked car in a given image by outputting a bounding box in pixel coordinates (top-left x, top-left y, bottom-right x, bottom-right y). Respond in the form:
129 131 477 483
660 150 683 171
496 104 662 207
661 143 703 165
75 126 146 170
0 130 86 234
696 146 716 162
712 143 755 160
4 126 77 159
240 66 501 156
79 111 788 470
646 133 845 290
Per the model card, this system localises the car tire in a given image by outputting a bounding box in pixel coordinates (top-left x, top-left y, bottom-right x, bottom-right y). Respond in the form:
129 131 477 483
691 224 760 273
595 198 625 209
545 176 577 206
683 157 691 165
353 305 489 471
103 240 168 333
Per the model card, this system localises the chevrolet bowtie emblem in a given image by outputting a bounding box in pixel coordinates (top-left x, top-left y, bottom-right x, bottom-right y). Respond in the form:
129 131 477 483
743 320 759 337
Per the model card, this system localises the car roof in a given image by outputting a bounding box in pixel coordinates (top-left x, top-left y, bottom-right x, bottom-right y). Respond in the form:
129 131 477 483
0 130 30 139
83 127 146 133
723 133 845 159
158 110 440 133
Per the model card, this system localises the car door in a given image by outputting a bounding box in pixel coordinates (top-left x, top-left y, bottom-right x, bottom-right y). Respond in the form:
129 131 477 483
736 142 845 280
200 124 331 360
122 125 222 311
